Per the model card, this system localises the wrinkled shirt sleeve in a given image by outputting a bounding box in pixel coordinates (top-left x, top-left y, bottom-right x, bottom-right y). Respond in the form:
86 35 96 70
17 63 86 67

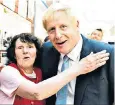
0 66 23 97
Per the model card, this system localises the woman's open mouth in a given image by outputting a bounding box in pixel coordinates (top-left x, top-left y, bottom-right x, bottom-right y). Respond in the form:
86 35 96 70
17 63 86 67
23 57 30 60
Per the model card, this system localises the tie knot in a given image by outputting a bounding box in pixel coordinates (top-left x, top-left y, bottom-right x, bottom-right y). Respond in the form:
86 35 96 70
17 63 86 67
63 55 69 62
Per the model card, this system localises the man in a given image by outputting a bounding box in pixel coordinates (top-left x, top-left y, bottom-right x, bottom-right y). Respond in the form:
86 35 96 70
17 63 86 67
90 28 103 41
40 3 114 105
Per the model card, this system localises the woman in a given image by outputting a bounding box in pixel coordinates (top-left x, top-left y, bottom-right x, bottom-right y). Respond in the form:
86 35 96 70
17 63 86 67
1 33 44 105
0 33 109 105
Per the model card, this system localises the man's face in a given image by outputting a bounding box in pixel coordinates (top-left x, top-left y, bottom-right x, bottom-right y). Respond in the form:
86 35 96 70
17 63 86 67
91 30 103 41
46 11 80 54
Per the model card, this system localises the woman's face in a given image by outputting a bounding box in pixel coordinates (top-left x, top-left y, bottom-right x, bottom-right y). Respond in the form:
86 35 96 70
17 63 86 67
15 38 37 69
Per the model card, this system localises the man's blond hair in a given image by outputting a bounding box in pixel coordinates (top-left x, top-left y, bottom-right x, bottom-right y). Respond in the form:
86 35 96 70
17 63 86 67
42 3 77 30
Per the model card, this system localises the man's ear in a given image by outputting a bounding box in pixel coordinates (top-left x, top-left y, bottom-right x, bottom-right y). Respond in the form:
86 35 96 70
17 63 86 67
76 20 79 28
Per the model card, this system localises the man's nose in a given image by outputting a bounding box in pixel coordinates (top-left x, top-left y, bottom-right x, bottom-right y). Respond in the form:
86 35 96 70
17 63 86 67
55 29 62 39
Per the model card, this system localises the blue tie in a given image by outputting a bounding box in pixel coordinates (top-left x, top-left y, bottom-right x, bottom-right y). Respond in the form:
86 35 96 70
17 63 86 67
56 55 69 105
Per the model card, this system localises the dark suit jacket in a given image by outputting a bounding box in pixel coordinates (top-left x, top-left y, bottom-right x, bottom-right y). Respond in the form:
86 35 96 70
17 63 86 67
40 35 114 105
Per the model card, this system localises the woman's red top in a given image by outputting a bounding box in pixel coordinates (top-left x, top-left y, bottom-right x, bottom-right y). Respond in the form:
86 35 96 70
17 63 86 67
9 63 45 105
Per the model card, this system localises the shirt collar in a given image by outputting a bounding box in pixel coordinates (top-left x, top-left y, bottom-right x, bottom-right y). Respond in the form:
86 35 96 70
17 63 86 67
60 35 83 61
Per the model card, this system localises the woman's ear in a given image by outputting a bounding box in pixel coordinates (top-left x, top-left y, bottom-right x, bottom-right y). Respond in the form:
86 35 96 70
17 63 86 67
14 56 16 60
0 63 4 72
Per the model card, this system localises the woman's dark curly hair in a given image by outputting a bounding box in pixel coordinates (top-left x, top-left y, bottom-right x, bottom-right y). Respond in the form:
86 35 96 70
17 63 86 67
7 33 42 67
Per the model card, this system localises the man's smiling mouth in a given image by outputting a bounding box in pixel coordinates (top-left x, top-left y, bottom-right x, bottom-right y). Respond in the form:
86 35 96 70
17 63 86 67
56 40 67 45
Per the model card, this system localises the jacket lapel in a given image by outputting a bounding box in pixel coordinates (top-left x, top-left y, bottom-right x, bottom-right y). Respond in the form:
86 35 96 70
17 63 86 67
74 35 93 105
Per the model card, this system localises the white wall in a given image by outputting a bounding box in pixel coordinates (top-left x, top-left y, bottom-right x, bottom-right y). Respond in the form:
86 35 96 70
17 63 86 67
34 0 48 42
65 0 115 41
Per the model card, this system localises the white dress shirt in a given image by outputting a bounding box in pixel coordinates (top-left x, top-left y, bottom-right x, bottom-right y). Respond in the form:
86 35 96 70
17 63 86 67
57 35 83 104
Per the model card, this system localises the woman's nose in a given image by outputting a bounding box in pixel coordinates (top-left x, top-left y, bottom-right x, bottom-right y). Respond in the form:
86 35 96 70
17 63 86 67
23 47 28 54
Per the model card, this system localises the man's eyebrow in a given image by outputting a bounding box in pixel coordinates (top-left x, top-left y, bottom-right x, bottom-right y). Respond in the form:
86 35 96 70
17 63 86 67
48 27 55 31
